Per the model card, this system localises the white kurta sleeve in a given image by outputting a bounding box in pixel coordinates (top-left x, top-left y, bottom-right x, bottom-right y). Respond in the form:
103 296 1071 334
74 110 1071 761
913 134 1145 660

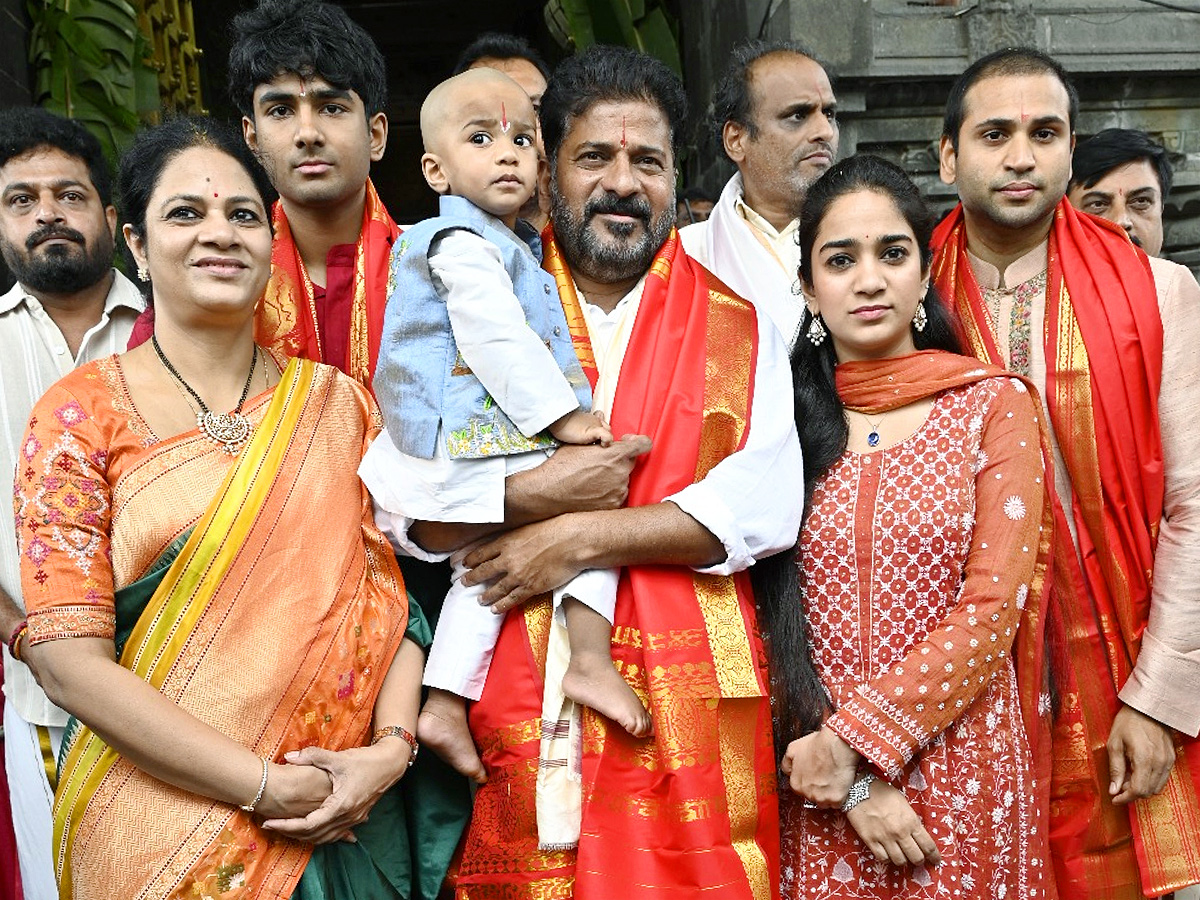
664 306 804 575
432 229 581 438
1119 258 1200 737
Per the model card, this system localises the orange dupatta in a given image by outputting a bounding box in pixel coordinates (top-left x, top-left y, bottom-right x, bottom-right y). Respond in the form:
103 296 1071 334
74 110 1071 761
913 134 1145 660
256 180 400 390
455 230 778 900
932 201 1200 898
837 349 1056 854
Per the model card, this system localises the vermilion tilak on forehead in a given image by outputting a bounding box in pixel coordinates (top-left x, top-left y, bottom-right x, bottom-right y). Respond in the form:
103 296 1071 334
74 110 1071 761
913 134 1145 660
501 102 510 134
621 115 626 149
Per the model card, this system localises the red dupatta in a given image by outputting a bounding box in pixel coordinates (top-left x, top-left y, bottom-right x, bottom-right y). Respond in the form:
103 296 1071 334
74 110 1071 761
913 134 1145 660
456 230 778 900
933 202 1200 898
255 179 399 391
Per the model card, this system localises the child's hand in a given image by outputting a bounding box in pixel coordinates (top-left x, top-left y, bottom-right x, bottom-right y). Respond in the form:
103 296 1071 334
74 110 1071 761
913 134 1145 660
550 409 613 447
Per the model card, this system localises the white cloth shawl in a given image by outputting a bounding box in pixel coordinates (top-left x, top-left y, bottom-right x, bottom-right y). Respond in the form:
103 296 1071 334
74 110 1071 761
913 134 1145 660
679 172 804 349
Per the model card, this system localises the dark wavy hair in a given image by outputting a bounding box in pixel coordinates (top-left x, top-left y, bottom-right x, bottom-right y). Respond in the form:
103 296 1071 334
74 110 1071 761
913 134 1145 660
539 45 687 167
0 107 113 207
753 155 965 750
228 0 387 119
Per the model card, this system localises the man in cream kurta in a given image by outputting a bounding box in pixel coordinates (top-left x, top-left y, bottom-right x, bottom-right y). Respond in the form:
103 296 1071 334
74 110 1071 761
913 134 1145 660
680 40 838 348
934 48 1200 897
963 248 1200 737
0 108 144 900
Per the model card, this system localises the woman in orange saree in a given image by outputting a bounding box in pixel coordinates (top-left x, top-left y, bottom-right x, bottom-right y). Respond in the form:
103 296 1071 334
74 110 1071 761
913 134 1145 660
13 118 420 900
773 156 1056 898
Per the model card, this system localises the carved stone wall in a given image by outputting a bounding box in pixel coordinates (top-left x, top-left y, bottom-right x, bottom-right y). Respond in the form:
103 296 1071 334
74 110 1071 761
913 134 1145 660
680 0 1200 272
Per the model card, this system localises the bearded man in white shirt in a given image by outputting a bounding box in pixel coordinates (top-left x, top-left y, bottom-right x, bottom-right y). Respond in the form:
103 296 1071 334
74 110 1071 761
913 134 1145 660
680 40 838 348
0 107 144 900
364 45 803 898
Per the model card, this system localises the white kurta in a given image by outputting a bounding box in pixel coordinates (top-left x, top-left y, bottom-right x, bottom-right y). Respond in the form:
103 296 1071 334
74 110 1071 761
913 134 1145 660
363 228 615 698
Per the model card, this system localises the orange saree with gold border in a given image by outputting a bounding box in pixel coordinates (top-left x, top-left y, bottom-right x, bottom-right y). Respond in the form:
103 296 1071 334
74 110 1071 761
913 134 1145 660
452 231 778 899
256 181 400 390
17 357 408 900
933 201 1200 898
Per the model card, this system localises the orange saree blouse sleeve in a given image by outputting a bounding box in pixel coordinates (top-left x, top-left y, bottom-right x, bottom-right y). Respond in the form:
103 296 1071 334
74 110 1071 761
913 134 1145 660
826 378 1048 778
14 373 119 645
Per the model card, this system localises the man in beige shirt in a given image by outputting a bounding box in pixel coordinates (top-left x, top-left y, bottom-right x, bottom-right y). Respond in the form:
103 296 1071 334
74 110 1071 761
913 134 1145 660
933 48 1200 899
0 108 143 900
680 40 838 347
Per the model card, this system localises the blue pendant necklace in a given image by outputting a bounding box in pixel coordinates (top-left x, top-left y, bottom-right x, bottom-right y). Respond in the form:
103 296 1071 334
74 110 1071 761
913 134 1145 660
864 412 885 448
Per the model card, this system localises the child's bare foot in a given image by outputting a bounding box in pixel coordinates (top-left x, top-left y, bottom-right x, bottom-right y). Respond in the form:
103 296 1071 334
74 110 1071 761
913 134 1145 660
418 690 487 783
561 651 651 738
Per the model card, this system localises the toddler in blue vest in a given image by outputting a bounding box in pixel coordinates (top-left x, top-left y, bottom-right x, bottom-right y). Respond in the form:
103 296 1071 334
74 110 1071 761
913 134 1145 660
369 69 652 782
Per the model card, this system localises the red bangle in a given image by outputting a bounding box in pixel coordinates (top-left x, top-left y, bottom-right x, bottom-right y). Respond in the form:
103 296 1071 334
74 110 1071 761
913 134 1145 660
7 620 28 662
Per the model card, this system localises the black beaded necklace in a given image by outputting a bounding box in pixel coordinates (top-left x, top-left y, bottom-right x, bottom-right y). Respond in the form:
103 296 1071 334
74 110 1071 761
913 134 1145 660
152 335 257 454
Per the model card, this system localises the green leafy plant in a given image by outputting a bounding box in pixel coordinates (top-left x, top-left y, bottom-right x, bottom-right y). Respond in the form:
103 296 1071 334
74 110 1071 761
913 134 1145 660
545 0 682 75
27 0 159 165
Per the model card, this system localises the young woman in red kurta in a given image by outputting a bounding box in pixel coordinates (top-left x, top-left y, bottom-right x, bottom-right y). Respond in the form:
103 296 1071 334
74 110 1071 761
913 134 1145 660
771 156 1055 898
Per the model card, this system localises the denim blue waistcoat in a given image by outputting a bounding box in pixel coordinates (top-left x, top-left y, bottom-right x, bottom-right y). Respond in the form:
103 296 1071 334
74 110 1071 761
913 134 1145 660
374 195 591 460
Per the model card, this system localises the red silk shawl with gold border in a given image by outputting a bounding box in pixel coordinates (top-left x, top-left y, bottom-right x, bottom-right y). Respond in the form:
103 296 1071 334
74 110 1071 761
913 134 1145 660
255 180 399 391
933 201 1200 898
455 230 778 900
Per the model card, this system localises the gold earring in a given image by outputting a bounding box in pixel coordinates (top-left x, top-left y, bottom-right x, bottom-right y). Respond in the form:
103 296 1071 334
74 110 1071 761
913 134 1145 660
137 265 149 282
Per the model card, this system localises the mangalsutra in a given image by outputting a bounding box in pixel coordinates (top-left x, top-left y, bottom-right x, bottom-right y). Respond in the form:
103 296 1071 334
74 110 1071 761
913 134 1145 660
152 335 257 454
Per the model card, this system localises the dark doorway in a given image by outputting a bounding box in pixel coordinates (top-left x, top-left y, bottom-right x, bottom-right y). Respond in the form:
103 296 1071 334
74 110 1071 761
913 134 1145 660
195 0 557 224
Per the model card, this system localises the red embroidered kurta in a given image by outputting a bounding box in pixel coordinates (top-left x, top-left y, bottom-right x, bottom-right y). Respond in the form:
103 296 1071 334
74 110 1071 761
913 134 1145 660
782 376 1052 899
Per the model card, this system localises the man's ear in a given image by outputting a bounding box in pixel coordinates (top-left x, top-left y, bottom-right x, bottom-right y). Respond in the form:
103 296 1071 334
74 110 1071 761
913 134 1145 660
421 153 449 194
243 116 258 154
723 120 749 165
369 112 388 163
938 134 957 186
104 205 118 240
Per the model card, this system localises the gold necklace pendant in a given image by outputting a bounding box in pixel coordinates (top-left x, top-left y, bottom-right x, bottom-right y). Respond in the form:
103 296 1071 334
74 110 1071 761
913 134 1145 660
198 410 252 454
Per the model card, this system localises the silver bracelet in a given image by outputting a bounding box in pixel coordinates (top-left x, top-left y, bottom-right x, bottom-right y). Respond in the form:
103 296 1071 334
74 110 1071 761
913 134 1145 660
241 757 269 813
841 773 875 812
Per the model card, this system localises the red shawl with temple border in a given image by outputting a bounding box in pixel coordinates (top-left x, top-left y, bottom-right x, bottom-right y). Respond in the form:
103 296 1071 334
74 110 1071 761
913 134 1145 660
255 179 399 391
454 229 778 900
933 200 1200 898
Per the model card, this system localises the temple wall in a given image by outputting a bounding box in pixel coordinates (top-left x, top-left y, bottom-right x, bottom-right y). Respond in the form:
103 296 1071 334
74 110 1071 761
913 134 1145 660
681 0 1200 271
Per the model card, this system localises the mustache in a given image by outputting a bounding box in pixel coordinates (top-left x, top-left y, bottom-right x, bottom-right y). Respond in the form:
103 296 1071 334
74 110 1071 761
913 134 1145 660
26 224 86 251
585 195 652 223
